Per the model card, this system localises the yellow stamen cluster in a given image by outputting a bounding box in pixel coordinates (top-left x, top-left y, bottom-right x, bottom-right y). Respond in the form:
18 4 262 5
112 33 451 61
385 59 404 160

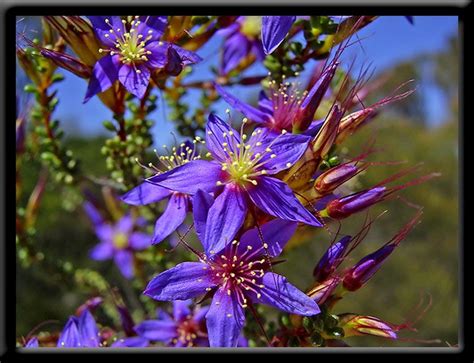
212 118 288 187
173 318 200 347
267 74 308 130
113 232 129 250
98 16 159 66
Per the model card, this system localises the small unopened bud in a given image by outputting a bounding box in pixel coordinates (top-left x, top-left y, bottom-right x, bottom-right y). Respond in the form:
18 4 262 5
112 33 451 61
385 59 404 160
342 244 395 291
75 297 103 316
314 164 359 194
339 314 397 339
337 108 376 143
325 186 386 220
312 104 344 160
40 48 92 78
307 276 341 305
313 236 351 282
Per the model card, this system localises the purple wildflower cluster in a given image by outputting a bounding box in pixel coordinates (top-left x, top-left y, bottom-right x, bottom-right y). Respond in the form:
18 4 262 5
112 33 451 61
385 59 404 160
17 15 434 349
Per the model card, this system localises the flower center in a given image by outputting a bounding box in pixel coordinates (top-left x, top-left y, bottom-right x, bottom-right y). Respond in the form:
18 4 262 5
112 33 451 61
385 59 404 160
98 16 155 66
113 232 128 250
267 76 307 131
213 118 288 187
175 318 199 347
208 240 269 308
240 16 262 39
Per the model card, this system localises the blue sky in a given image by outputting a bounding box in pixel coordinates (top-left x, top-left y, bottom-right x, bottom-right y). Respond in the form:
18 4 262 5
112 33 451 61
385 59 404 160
37 16 458 146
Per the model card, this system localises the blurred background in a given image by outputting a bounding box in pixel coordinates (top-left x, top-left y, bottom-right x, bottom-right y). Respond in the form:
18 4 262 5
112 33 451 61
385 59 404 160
16 16 459 347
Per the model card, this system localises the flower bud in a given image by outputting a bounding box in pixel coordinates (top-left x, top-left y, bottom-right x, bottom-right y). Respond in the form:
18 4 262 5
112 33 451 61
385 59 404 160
314 163 359 194
336 108 377 143
313 236 351 282
307 276 341 305
312 104 344 160
75 297 103 316
342 244 395 291
338 314 397 339
325 186 386 219
44 16 103 67
39 48 92 79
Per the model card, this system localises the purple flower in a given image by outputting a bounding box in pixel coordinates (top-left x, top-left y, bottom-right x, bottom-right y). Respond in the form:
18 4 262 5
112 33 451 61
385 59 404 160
134 300 210 347
57 309 100 348
144 218 320 347
85 16 201 101
215 60 337 134
85 202 152 279
122 140 204 245
218 16 265 75
147 114 322 253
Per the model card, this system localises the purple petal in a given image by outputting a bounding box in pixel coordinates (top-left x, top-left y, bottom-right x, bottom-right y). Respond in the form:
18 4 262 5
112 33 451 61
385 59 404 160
121 181 172 206
116 215 134 234
221 32 251 74
206 114 241 162
206 287 245 347
146 41 168 68
192 189 214 245
261 16 296 54
118 63 150 99
152 193 189 245
84 55 120 103
250 40 265 61
25 337 39 348
258 272 320 316
254 133 311 174
297 62 338 126
238 335 249 347
147 160 221 195
140 16 168 35
303 119 324 137
57 317 81 347
95 224 114 244
88 16 124 47
144 262 217 301
78 309 100 347
192 305 210 324
239 219 297 258
173 300 192 322
114 250 134 279
247 176 322 227
90 242 114 261
83 201 104 226
215 84 272 124
134 320 177 341
204 184 247 255
156 308 173 321
112 336 149 347
258 90 274 115
129 232 152 250
169 43 202 65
